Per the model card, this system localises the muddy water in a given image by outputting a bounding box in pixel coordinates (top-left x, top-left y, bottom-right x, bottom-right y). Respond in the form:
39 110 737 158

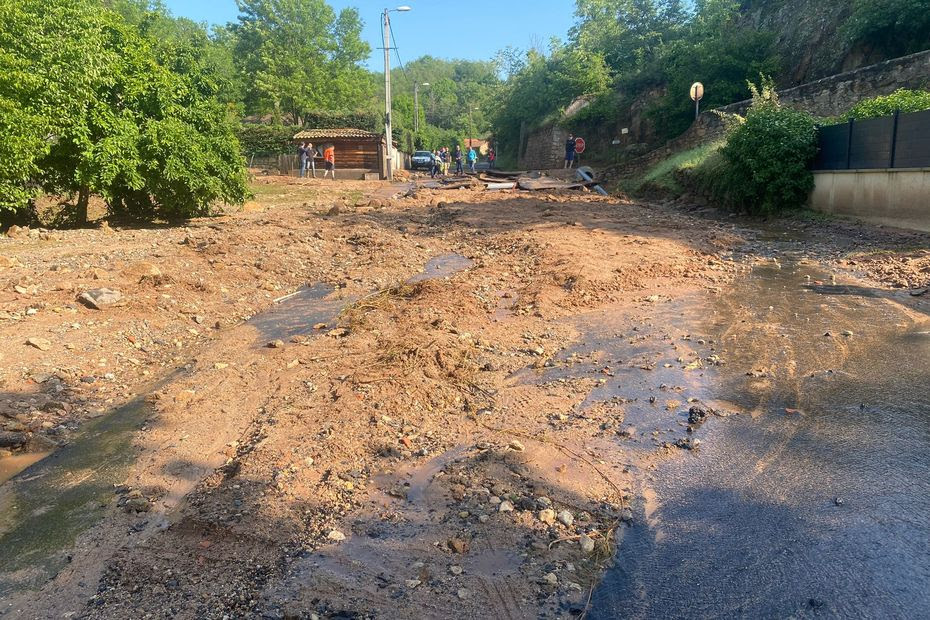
250 253 472 342
407 253 474 283
0 398 153 598
248 283 351 343
0 452 51 486
591 263 930 618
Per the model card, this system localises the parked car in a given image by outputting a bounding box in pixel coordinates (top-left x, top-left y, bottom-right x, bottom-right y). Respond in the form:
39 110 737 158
410 150 434 171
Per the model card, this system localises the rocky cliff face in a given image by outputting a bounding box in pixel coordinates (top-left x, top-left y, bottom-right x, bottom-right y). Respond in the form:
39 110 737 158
739 0 879 85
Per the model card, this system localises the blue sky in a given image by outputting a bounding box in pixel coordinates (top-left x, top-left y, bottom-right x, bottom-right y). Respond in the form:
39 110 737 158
163 0 578 69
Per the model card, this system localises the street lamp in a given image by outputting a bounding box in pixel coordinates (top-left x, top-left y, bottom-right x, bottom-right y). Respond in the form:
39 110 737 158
414 82 430 133
383 5 411 182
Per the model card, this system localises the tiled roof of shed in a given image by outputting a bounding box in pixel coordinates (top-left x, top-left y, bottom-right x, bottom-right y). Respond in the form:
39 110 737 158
293 128 382 140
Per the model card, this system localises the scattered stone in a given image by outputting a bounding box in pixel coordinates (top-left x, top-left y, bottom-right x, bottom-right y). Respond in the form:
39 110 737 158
268 340 285 349
5 225 29 239
0 432 28 449
26 337 52 351
542 572 558 586
327 529 346 542
449 565 463 576
478 515 489 523
841 330 854 337
448 538 469 554
124 497 151 513
498 500 514 513
579 534 595 554
539 509 556 525
327 205 341 216
557 510 574 527
0 256 17 269
405 579 421 589
674 437 701 451
313 322 327 330
78 288 122 309
508 439 525 452
834 497 845 506
536 496 552 509
214 363 229 370
457 588 469 600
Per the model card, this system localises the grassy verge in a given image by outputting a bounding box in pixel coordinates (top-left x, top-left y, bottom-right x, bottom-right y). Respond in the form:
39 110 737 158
620 142 722 197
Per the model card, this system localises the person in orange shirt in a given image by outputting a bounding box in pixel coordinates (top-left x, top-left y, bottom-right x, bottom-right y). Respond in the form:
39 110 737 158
323 144 336 180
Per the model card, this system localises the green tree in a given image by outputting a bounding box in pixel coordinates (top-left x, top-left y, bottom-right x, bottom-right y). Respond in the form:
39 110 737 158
571 0 687 76
842 0 930 58
491 44 610 161
0 0 247 224
644 0 781 139
232 0 371 124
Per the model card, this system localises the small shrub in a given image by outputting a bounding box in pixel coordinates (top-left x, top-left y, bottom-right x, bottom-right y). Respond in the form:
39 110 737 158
845 89 930 120
697 77 817 215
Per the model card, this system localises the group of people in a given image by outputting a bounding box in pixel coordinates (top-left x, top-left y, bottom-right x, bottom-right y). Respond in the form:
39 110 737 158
297 142 336 179
429 145 495 178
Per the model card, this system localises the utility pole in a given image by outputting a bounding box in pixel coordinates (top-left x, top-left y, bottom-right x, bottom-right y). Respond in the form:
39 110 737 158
383 9 393 181
382 7 410 182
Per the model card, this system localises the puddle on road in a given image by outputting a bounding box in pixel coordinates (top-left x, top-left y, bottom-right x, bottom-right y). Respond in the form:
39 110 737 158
0 451 51 486
249 253 473 343
589 262 930 618
248 283 353 343
407 253 474 284
512 289 722 453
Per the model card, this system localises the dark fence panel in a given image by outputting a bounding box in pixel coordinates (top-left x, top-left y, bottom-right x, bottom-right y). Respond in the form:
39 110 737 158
815 123 851 170
849 116 894 169
814 108 930 171
893 108 930 168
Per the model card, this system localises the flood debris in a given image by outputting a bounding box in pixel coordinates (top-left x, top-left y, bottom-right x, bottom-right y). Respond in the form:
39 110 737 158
2 174 927 619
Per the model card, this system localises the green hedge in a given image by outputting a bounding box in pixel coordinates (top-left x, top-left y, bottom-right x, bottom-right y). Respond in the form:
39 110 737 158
691 78 818 215
845 89 930 120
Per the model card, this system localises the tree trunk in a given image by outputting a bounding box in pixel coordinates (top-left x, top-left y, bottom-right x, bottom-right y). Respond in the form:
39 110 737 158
76 186 90 226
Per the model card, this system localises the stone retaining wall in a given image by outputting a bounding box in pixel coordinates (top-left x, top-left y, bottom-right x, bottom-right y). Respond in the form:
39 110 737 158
599 49 930 182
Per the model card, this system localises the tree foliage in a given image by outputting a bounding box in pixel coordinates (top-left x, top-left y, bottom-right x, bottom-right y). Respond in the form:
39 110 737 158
232 0 371 125
842 0 930 59
491 44 611 161
571 0 687 76
0 0 247 224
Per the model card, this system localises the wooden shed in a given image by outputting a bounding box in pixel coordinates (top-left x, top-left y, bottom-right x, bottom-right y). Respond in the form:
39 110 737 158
292 128 385 171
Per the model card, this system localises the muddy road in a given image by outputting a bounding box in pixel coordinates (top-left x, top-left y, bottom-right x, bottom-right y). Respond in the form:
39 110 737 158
1 178 929 618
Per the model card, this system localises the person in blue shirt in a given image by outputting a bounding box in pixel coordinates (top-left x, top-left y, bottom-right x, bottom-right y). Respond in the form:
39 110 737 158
467 147 478 173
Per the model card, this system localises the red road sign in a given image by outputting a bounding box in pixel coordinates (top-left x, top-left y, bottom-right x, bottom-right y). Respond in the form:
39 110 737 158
575 137 586 154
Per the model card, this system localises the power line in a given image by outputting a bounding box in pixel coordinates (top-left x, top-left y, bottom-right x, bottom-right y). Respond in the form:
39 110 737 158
390 22 413 87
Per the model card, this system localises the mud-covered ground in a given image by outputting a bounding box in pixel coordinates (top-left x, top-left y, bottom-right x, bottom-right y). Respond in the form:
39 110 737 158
0 177 927 619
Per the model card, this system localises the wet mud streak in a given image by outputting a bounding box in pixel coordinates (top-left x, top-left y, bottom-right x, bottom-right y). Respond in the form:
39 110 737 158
590 262 930 618
0 398 154 597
